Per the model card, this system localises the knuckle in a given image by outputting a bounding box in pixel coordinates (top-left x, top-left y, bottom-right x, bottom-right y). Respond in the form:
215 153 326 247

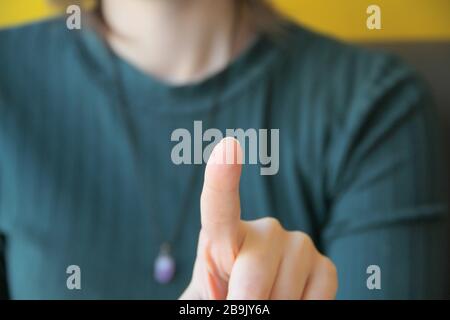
250 217 285 245
259 217 282 231
257 217 284 242
322 256 338 280
290 231 313 250
288 232 316 264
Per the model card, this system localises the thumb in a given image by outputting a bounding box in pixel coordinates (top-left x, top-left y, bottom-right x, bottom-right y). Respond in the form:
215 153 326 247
200 137 243 254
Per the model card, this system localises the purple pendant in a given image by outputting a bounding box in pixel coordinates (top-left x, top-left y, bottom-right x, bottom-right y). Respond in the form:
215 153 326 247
154 244 176 284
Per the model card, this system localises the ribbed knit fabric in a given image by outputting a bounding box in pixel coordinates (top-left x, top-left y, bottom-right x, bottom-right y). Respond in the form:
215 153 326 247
0 18 448 299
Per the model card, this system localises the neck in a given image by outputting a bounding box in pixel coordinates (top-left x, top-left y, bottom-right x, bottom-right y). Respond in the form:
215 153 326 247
102 0 254 85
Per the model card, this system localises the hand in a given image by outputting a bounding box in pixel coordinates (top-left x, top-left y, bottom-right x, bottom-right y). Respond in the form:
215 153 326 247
180 138 338 300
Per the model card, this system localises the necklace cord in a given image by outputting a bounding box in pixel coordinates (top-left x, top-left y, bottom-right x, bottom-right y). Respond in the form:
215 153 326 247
101 3 245 254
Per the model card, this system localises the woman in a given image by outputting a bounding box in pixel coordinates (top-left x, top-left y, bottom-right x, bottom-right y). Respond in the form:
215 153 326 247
0 0 448 299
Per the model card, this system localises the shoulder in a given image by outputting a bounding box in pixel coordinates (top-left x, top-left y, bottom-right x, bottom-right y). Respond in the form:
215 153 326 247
0 17 69 62
0 17 83 113
269 22 436 190
272 22 430 128
282 22 423 91
279 22 416 80
0 17 78 92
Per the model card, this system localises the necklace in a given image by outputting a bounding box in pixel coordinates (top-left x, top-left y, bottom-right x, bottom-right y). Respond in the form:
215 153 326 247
106 56 201 284
102 4 244 285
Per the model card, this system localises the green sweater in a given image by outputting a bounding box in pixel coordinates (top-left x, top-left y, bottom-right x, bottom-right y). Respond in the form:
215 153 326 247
0 18 448 299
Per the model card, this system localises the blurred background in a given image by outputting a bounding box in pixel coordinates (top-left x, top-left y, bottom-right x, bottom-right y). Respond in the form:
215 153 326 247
0 0 449 133
1 0 450 41
0 0 450 41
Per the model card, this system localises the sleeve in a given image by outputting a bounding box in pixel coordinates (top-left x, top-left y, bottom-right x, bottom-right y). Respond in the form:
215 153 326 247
322 55 450 299
0 235 8 300
0 94 9 300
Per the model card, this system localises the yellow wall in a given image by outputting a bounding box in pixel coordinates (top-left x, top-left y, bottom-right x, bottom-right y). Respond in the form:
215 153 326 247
275 0 450 41
1 0 449 41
